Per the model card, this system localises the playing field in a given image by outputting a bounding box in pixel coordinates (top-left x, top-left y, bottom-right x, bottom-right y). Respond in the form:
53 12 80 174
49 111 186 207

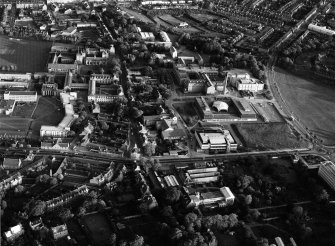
0 35 51 72
30 97 64 138
0 117 32 137
273 68 335 146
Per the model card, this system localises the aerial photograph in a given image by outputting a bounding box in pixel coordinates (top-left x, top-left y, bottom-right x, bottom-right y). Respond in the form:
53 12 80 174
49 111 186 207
0 0 334 245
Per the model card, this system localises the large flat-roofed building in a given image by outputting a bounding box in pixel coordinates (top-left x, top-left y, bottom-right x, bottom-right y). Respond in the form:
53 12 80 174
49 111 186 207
0 73 31 88
186 167 220 184
88 74 124 103
174 69 215 94
195 129 237 153
318 161 335 191
189 186 235 207
195 97 257 122
48 53 78 73
4 91 37 102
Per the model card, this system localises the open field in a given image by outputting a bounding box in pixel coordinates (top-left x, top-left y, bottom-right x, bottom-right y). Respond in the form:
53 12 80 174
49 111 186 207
273 68 335 146
120 7 154 23
81 213 113 245
11 102 37 118
234 123 309 150
29 97 64 138
154 16 201 34
0 117 32 137
0 35 51 72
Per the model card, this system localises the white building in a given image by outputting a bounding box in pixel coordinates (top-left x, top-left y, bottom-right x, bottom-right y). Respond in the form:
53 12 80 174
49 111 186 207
234 78 264 92
189 186 235 207
308 24 335 36
4 224 24 241
195 130 237 152
318 161 335 191
4 91 37 102
0 73 31 88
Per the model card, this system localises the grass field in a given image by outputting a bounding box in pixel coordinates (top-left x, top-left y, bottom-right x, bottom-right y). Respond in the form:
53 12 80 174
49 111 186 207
154 15 201 34
0 35 51 72
120 7 154 23
11 102 37 118
0 117 32 137
273 68 335 146
30 97 64 138
81 213 113 245
234 123 309 150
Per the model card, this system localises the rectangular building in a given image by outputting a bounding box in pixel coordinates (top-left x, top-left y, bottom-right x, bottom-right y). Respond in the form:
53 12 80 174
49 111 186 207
4 91 37 102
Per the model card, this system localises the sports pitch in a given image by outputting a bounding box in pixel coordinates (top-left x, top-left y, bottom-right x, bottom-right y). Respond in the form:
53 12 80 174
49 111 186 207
273 68 335 146
0 35 51 72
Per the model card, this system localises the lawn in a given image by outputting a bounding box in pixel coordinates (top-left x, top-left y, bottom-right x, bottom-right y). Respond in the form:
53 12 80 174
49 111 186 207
29 97 64 138
81 213 114 245
0 117 32 137
273 68 335 146
0 35 51 72
11 102 37 118
234 123 309 150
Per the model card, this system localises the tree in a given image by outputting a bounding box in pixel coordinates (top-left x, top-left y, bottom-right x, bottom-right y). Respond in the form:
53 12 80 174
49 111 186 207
317 189 329 202
29 200 46 216
129 235 144 246
14 185 25 193
184 212 198 226
164 187 181 204
244 194 253 205
36 174 50 184
144 141 156 157
49 177 58 186
109 233 117 246
58 208 73 221
142 66 153 76
100 121 109 130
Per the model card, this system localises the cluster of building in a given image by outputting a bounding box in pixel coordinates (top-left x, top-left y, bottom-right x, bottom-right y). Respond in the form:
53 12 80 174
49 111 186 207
195 96 257 122
45 185 89 211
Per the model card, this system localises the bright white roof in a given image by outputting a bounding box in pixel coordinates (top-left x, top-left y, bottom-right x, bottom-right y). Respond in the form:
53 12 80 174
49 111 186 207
212 101 229 112
198 133 226 145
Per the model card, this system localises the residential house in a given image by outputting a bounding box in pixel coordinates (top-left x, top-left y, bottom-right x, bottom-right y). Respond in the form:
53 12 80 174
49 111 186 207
51 224 68 240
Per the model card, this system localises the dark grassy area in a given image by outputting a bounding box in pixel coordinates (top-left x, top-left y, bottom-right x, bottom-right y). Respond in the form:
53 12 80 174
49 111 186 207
173 102 199 127
0 35 51 72
30 97 64 138
234 123 309 150
0 117 32 137
81 213 114 245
